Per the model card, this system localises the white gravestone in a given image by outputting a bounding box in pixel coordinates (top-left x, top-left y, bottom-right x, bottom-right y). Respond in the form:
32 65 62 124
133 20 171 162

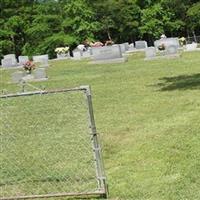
185 43 198 51
4 54 17 66
34 68 47 80
82 49 92 58
124 42 129 51
33 55 49 67
154 38 180 50
57 52 70 59
126 43 135 53
1 58 13 68
18 56 29 65
145 47 156 59
119 44 126 53
135 41 148 49
166 45 178 55
72 50 82 60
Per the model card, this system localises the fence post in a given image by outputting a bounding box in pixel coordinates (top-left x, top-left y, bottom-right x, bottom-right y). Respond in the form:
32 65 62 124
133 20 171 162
81 85 108 198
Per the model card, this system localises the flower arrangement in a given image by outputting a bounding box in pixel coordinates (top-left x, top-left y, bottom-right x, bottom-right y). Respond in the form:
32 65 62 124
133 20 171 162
55 47 69 54
23 61 36 74
158 43 166 51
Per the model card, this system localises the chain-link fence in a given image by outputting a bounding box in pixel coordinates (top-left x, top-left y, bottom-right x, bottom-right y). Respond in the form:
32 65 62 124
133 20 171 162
0 86 107 200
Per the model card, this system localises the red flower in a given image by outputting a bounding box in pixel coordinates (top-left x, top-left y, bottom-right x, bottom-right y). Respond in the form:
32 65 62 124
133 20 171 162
23 61 36 73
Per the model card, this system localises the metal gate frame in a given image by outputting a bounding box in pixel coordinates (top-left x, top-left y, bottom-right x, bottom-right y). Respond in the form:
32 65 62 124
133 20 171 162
0 85 108 200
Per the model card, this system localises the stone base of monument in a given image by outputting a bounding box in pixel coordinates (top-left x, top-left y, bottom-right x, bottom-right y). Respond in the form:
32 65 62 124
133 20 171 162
144 46 180 60
21 74 34 82
90 57 128 64
11 68 48 83
144 53 180 61
184 48 200 52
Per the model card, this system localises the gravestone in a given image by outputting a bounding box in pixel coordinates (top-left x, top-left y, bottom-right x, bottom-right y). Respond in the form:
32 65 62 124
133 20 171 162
166 45 178 55
124 43 129 51
34 68 47 80
135 41 148 49
57 52 70 59
145 47 156 59
126 43 135 53
1 58 13 68
11 71 24 83
185 43 198 51
72 50 82 60
18 56 29 65
91 45 127 64
82 49 92 58
4 54 17 66
154 38 179 50
33 55 49 67
119 44 126 53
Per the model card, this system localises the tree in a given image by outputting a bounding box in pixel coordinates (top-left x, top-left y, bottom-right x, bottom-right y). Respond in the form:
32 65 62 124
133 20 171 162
187 2 200 37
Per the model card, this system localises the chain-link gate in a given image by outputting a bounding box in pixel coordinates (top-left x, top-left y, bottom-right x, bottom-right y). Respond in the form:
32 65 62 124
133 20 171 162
0 85 107 200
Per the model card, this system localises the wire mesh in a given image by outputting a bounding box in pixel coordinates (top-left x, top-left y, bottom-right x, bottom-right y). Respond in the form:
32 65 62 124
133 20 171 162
0 87 107 199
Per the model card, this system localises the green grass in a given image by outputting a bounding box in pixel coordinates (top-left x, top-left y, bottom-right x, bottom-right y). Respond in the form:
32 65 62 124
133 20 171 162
1 51 200 199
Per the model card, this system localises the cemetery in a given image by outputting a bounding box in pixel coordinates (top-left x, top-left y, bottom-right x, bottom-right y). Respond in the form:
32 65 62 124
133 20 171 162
1 47 200 200
1 1 200 200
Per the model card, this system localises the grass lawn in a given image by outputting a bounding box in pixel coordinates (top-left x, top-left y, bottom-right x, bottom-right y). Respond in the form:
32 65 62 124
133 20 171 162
1 51 200 199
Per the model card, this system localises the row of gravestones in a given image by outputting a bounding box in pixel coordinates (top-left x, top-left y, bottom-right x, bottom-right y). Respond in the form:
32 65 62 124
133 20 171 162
72 39 199 62
1 54 49 68
71 41 148 63
146 38 200 60
145 38 180 60
12 68 48 83
0 54 49 83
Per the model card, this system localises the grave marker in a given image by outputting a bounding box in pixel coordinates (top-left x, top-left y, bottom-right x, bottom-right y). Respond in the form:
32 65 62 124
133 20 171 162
34 68 47 80
145 47 156 59
33 55 49 67
135 41 148 49
18 56 29 65
91 45 127 64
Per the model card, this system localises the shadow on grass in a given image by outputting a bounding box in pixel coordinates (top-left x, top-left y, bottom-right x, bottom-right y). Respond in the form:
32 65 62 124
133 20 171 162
155 73 200 91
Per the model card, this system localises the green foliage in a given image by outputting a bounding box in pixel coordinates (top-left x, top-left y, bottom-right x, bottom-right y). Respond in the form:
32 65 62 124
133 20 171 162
0 0 200 59
36 33 77 57
187 2 200 31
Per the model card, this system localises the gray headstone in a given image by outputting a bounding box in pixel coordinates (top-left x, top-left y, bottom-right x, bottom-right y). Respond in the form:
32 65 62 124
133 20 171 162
135 41 148 49
82 50 92 58
145 47 156 59
166 45 178 55
11 71 24 83
18 56 29 65
124 42 129 51
33 55 49 66
72 50 82 59
92 45 123 61
57 53 69 59
1 58 13 68
119 44 126 53
154 38 180 50
34 68 47 79
127 43 135 51
4 54 17 66
185 43 198 51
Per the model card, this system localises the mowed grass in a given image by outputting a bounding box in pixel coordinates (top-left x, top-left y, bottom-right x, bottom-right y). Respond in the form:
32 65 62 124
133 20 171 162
1 51 200 199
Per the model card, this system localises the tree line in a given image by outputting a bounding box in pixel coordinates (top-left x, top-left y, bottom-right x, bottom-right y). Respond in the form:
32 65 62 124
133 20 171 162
1 0 200 59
